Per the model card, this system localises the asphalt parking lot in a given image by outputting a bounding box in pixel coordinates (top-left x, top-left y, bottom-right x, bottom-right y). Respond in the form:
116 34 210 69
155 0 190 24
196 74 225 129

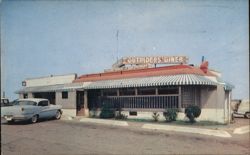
1 118 249 155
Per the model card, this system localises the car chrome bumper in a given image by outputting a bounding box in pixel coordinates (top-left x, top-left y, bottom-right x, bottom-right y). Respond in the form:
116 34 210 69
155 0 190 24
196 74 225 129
2 114 33 121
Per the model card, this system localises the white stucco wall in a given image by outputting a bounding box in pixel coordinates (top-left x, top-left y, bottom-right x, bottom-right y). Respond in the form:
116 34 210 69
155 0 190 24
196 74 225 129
25 74 76 87
89 109 227 124
178 109 226 124
56 91 76 109
62 109 77 117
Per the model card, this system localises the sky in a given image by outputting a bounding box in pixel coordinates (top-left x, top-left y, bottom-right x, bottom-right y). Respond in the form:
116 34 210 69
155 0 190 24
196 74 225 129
1 0 249 100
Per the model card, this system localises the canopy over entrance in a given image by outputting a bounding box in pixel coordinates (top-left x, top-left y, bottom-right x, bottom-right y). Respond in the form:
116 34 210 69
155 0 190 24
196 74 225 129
85 74 217 89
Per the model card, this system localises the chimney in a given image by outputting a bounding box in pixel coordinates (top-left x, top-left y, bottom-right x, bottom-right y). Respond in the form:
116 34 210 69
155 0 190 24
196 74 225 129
200 61 209 73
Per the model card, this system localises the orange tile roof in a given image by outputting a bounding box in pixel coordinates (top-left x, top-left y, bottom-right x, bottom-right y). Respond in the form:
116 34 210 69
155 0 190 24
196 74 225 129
73 64 216 83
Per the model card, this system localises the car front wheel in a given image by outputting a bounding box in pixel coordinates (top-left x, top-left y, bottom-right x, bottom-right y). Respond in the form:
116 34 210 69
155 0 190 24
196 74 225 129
55 110 62 120
244 112 250 119
31 115 38 123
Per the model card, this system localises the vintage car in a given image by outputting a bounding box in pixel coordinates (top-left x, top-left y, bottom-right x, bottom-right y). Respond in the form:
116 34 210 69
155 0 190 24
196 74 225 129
1 98 12 107
1 98 62 123
233 99 250 119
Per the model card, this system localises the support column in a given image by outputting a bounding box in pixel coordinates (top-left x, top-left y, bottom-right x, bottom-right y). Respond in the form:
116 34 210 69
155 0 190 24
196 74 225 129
135 88 138 96
194 87 197 105
228 91 232 123
178 86 182 109
117 89 120 96
84 90 89 116
155 88 158 95
100 89 103 96
28 93 33 98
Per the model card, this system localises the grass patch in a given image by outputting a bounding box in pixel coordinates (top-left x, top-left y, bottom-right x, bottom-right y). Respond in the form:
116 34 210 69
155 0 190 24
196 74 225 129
170 120 226 126
127 118 154 123
90 117 227 127
126 118 226 126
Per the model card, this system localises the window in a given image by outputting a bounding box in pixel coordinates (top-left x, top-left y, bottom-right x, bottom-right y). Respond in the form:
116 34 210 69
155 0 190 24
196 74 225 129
38 101 49 106
103 89 117 96
138 87 155 95
62 91 68 99
119 88 135 96
158 86 178 95
23 94 28 99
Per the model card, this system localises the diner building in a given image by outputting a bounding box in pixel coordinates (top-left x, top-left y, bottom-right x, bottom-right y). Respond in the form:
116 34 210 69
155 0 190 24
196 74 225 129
16 56 234 124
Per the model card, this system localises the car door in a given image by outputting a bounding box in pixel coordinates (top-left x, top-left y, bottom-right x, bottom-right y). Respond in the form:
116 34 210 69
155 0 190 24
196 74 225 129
37 101 52 119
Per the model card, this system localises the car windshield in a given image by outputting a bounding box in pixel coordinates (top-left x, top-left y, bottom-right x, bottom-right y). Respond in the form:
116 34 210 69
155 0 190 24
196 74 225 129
13 101 37 106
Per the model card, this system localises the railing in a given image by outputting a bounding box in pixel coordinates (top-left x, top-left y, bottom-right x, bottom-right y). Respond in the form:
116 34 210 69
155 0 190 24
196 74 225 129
89 95 179 110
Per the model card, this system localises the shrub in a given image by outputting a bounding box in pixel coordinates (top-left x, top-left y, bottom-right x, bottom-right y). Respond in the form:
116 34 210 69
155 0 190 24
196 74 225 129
185 105 201 123
115 106 127 120
90 107 98 118
163 108 178 122
115 113 128 120
99 103 115 119
152 112 160 122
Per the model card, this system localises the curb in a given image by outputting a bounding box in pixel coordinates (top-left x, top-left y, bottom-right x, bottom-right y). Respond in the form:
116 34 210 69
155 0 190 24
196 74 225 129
79 118 129 127
142 124 232 138
233 125 250 134
61 116 74 121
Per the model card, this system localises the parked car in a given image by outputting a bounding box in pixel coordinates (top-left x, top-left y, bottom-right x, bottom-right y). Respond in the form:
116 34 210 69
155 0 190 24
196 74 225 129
1 98 12 107
233 100 250 119
1 98 62 123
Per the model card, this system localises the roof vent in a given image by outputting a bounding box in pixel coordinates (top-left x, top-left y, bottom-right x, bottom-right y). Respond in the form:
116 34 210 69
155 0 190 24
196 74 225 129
200 61 209 73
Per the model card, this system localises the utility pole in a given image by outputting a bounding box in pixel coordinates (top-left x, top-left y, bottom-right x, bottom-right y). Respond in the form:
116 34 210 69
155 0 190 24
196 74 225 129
116 30 119 61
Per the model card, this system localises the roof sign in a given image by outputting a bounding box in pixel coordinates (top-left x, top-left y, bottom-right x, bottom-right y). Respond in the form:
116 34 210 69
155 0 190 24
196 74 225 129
107 56 188 72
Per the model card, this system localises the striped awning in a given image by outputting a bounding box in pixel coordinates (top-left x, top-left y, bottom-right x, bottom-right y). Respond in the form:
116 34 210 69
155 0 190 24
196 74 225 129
16 84 64 93
85 74 217 89
16 82 91 94
216 77 235 91
222 82 234 91
16 74 233 93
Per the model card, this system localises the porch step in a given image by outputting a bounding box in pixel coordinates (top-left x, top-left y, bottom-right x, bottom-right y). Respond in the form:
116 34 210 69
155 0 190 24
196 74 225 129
77 109 85 116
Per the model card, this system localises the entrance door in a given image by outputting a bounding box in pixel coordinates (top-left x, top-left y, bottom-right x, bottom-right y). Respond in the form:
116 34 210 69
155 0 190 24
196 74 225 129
76 91 85 116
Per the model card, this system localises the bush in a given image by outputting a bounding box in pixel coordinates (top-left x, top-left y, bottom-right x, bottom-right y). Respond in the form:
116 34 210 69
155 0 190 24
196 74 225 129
152 112 160 122
99 104 115 119
115 106 127 120
115 113 128 120
90 107 98 118
163 108 178 122
185 105 201 123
